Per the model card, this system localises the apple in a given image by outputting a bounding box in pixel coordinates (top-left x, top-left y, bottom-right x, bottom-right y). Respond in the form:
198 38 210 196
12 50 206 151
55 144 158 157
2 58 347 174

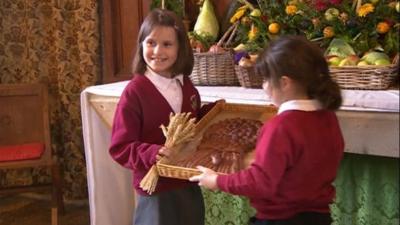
374 59 391 65
208 44 225 53
338 58 351 66
339 55 359 66
239 57 253 67
328 56 342 66
249 54 259 63
324 8 340 21
357 60 369 66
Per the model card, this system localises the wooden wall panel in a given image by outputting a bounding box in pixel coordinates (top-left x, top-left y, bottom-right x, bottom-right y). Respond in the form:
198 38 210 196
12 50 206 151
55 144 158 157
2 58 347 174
100 0 150 83
100 0 231 83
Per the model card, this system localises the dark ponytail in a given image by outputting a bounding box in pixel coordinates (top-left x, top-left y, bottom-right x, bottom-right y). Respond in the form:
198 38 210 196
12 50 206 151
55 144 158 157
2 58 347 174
255 35 342 110
308 50 342 110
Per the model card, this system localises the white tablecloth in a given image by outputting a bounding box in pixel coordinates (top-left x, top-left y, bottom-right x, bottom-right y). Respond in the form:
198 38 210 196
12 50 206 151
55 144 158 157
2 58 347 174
81 87 135 225
81 81 399 225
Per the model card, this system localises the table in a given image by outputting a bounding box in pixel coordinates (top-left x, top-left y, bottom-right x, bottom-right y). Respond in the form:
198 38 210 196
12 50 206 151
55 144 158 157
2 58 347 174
81 81 399 225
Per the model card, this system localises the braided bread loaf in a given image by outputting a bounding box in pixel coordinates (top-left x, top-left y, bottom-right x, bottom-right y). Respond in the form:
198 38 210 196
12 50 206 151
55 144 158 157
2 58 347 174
173 118 262 173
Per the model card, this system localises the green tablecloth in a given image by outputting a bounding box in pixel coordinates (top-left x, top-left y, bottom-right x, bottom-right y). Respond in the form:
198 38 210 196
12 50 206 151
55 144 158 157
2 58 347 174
202 153 399 225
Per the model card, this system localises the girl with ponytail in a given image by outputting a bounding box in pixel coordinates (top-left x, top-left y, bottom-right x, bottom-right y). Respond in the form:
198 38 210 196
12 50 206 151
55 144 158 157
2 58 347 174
190 35 345 225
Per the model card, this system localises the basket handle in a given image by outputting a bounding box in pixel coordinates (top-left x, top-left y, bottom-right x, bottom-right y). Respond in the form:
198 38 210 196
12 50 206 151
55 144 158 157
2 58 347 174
392 53 399 65
217 21 239 48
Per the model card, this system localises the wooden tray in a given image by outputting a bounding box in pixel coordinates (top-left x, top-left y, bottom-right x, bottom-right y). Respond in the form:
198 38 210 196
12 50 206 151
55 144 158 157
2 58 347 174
157 101 277 180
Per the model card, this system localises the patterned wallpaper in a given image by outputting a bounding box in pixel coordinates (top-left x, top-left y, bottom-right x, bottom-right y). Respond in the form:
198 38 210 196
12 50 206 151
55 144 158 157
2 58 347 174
0 0 100 199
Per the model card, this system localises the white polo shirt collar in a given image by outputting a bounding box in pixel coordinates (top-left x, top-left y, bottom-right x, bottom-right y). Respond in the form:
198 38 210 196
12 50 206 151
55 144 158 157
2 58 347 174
278 99 322 114
145 69 184 91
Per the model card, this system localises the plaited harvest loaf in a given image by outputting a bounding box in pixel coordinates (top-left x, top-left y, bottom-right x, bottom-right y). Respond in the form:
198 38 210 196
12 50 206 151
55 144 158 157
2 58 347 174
173 118 262 174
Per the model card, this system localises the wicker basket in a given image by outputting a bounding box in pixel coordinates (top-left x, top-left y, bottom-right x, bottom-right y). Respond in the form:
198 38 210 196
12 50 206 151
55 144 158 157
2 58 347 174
190 50 239 86
235 65 263 88
330 64 398 90
157 163 202 180
330 55 399 90
156 102 278 180
189 22 240 86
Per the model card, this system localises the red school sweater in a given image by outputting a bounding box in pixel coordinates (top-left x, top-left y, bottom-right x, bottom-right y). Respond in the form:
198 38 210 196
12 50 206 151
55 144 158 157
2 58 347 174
109 74 207 196
217 110 344 220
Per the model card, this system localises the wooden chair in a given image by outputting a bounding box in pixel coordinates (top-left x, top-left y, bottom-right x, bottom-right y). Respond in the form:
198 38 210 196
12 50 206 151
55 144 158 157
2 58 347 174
0 83 64 225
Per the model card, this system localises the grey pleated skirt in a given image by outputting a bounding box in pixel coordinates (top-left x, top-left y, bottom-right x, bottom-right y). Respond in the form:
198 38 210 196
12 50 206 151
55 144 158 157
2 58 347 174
133 185 204 225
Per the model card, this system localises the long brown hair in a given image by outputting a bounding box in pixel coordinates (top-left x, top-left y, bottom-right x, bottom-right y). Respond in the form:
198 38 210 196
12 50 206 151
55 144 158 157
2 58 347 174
255 35 342 110
132 9 194 77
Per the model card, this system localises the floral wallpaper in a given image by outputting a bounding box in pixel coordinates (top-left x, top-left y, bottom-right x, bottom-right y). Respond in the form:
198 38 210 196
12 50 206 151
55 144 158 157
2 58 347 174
0 0 100 199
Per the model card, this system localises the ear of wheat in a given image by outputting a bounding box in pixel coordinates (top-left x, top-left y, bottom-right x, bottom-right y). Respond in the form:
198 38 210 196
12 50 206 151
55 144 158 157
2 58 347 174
139 112 197 194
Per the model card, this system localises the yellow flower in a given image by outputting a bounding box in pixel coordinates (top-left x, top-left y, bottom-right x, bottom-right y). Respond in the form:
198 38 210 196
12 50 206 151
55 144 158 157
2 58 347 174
248 24 258 40
285 5 298 15
357 3 375 17
230 5 248 23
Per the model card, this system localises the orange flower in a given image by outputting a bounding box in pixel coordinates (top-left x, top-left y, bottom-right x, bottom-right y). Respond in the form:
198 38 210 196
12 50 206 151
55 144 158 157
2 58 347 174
357 3 375 17
376 22 390 34
323 26 335 38
285 5 298 15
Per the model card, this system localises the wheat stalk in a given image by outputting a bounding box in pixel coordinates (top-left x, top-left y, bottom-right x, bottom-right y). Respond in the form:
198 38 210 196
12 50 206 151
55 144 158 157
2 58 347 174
139 112 197 194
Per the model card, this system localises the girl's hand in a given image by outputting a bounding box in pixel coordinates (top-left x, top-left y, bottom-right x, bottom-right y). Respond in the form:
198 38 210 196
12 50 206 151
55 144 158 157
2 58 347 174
156 147 172 161
189 166 219 190
156 144 184 161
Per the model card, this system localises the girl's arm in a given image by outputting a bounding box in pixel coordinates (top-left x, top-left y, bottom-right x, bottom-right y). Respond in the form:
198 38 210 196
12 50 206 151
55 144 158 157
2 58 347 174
190 121 292 199
217 123 292 198
109 90 161 171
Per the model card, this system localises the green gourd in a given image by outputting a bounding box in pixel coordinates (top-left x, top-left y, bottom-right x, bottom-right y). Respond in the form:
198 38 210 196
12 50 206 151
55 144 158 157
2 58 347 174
193 0 219 42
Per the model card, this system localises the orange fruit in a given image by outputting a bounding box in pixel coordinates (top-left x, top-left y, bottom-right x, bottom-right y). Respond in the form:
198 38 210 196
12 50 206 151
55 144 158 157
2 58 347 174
268 23 280 34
